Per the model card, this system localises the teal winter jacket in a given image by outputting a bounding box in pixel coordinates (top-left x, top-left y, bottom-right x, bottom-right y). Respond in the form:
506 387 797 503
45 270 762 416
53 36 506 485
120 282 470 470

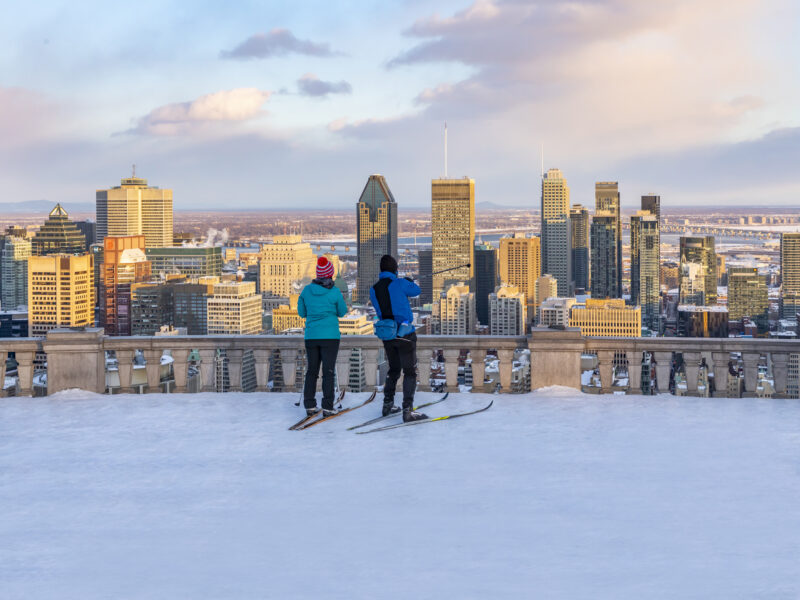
297 279 348 339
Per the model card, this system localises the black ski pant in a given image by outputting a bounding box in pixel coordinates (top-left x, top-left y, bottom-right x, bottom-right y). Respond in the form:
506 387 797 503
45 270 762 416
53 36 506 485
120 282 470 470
382 332 417 409
303 339 340 410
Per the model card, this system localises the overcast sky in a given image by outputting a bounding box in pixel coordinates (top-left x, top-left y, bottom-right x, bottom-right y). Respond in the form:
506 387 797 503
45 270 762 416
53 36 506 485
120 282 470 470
1 0 798 210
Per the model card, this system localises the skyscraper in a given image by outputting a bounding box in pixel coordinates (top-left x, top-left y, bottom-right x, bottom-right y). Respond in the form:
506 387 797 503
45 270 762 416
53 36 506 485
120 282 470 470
100 235 152 336
630 211 660 333
728 267 768 331
96 173 173 248
418 248 433 304
595 182 622 298
641 194 661 223
498 234 540 319
31 204 87 256
541 168 572 297
489 285 526 335
432 178 475 296
147 246 223 279
474 243 497 326
590 212 619 299
781 233 800 318
570 204 589 293
679 236 717 305
258 235 316 298
28 253 94 336
432 283 476 335
207 281 262 334
75 220 96 252
356 174 398 304
1 235 31 310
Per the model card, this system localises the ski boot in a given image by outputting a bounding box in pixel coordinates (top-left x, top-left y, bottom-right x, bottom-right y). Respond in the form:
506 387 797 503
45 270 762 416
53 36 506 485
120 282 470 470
403 409 429 423
382 399 402 417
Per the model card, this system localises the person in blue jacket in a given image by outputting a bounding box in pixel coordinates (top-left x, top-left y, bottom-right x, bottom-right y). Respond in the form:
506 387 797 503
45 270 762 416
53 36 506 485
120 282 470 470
297 256 348 416
369 254 428 422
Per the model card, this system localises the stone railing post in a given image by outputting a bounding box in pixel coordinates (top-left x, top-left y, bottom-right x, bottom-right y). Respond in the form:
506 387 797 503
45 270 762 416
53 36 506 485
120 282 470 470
336 349 351 393
115 349 136 393
653 351 673 394
363 347 379 392
470 349 487 393
711 352 730 397
253 348 271 392
198 348 217 393
170 348 190 393
682 352 701 396
443 348 461 393
771 352 789 398
281 348 299 393
42 329 106 394
628 351 642 394
497 348 515 393
741 352 760 396
0 350 6 397
597 350 615 393
226 348 244 392
15 351 35 397
142 348 162 393
529 328 583 391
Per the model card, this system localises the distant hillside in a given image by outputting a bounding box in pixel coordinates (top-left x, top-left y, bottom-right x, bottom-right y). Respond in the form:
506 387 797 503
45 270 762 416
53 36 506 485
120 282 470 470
0 200 95 214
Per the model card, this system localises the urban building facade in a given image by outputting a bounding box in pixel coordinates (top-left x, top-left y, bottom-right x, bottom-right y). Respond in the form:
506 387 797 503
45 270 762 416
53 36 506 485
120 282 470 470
28 253 94 336
570 204 589 293
728 267 768 330
432 283 475 335
569 298 641 337
418 248 433 304
535 274 559 308
489 285 526 335
677 305 729 337
31 204 86 256
1 235 31 310
146 246 223 279
781 232 800 318
498 234 540 319
355 175 398 304
630 211 660 333
431 178 475 296
474 243 497 326
538 297 576 328
207 281 262 334
590 212 619 299
132 277 217 336
679 236 717 305
595 182 622 298
258 235 316 298
96 174 173 247
100 235 151 336
541 168 572 297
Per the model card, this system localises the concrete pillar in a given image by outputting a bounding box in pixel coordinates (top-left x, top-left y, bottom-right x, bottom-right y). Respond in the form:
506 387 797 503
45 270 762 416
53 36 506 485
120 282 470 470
226 348 244 392
171 348 190 393
711 352 730 397
42 329 106 395
363 348 379 392
497 348 515 393
742 352 760 396
116 349 136 393
15 351 35 397
653 351 673 394
281 348 299 393
198 348 217 393
443 348 461 393
529 328 584 391
683 352 701 396
0 351 6 397
253 348 271 392
142 349 162 393
335 349 351 393
597 350 615 393
628 351 642 394
470 349 487 393
771 352 789 398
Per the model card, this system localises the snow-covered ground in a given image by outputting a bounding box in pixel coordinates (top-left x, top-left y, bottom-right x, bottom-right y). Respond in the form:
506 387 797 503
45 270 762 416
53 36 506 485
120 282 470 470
2 389 800 599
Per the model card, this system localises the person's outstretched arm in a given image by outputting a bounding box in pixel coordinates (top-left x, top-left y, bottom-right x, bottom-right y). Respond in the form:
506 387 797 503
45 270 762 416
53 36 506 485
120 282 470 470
402 277 421 297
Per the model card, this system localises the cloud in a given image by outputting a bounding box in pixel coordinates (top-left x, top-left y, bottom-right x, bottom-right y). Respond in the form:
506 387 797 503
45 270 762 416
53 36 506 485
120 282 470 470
297 73 352 98
221 29 338 59
128 88 271 135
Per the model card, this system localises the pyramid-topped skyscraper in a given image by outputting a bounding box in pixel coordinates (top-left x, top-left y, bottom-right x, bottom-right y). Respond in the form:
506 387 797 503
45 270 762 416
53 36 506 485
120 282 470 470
355 175 397 304
31 204 87 256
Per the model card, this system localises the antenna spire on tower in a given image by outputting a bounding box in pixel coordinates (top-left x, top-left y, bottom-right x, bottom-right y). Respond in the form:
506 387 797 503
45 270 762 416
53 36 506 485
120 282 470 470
444 122 448 179
132 163 136 178
540 144 544 178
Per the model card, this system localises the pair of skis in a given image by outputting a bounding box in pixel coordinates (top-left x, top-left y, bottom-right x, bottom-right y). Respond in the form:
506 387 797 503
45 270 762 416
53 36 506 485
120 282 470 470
288 390 377 431
346 392 450 431
355 399 493 434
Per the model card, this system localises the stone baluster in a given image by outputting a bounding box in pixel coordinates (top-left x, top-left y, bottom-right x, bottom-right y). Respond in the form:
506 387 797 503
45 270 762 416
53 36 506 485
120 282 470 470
497 348 515 393
682 352 701 396
711 352 730 397
142 349 163 393
628 351 642 394
741 352 760 396
653 351 673 394
170 348 190 393
226 348 244 392
198 348 217 393
115 349 136 393
281 348 299 393
335 349 351 393
253 348 271 392
470 349 487 393
363 347 379 392
770 352 789 398
0 350 7 397
15 351 35 397
443 348 461 393
597 350 615 393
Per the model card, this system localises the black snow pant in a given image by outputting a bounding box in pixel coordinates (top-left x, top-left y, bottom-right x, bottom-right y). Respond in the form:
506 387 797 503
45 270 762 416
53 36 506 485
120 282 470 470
303 339 340 410
382 332 417 409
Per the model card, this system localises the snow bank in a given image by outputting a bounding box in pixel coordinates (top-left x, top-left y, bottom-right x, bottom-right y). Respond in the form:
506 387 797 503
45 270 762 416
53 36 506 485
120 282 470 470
2 390 799 599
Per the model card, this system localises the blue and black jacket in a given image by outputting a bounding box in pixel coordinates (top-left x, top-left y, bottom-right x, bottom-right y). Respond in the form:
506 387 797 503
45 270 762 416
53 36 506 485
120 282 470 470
370 271 421 334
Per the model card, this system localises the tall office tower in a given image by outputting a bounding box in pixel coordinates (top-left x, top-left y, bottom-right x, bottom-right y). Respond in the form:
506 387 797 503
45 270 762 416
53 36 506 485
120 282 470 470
540 168 572 297
630 211 661 333
474 243 497 326
207 281 262 334
641 194 661 222
679 236 717 305
431 177 475 296
1 236 32 310
31 204 87 256
432 283 476 335
28 253 94 336
355 174 398 304
595 182 622 298
96 173 173 248
569 299 641 337
258 235 316 298
489 285 527 335
74 220 96 252
570 204 589 293
728 267 768 330
418 248 433 304
100 235 152 336
498 234 540 319
535 274 559 307
590 212 620 299
780 233 800 318
132 277 218 335
146 246 223 279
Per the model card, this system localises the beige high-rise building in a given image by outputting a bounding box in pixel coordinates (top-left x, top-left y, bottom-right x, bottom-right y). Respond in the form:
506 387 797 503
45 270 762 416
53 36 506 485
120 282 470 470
96 174 173 248
541 168 570 221
207 281 262 334
431 178 475 296
538 297 577 328
781 232 800 318
569 298 641 337
489 285 527 335
272 294 305 334
541 168 572 297
28 253 94 336
535 274 558 307
432 282 475 335
258 235 317 298
498 234 540 318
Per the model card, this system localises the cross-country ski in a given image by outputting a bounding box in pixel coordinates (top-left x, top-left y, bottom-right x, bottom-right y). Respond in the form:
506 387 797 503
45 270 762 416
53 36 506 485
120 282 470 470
288 390 345 430
356 400 493 434
296 390 377 430
347 392 450 430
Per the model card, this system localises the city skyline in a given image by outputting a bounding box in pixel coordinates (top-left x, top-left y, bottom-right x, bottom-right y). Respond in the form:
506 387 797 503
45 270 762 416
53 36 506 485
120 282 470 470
1 1 799 209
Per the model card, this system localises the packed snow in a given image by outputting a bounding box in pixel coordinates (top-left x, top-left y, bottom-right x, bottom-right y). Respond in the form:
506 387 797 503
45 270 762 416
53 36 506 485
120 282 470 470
2 388 800 599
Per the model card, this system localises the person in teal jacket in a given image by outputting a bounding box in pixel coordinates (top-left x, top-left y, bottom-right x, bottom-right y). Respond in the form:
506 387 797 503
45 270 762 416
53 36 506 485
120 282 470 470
297 256 348 416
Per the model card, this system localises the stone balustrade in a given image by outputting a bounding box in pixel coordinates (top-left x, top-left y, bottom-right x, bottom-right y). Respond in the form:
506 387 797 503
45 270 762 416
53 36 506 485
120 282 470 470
1 327 798 398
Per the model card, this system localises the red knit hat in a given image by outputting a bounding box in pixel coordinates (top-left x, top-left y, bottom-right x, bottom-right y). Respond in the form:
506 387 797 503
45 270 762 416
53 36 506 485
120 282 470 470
316 256 335 279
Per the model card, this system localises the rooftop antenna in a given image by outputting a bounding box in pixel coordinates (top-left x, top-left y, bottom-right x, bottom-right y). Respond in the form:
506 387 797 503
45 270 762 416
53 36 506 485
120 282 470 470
540 144 544 178
444 122 448 178
132 163 136 178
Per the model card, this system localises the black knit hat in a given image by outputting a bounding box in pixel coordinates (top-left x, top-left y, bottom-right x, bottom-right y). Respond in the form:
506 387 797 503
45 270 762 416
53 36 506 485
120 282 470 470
380 254 398 274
